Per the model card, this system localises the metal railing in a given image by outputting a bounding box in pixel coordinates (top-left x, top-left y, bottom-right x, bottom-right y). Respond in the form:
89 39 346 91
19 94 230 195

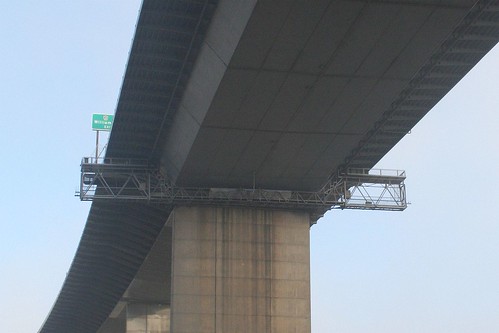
77 157 407 214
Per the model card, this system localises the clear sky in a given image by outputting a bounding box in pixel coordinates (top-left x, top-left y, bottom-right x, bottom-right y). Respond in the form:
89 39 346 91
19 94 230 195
1 2 498 333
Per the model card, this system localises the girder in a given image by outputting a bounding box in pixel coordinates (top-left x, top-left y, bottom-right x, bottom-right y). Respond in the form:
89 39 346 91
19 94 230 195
342 1 499 171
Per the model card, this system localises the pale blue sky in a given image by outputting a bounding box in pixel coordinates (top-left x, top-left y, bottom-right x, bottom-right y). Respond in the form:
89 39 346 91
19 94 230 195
1 2 498 333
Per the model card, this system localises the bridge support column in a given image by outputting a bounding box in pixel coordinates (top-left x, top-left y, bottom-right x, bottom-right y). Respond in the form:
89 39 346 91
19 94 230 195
170 206 311 333
97 302 170 333
126 303 170 333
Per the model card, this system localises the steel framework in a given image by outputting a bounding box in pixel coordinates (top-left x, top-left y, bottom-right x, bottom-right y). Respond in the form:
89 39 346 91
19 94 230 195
78 157 407 215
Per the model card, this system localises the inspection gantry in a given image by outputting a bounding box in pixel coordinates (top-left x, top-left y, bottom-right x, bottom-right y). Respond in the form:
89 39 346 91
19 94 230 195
77 157 407 220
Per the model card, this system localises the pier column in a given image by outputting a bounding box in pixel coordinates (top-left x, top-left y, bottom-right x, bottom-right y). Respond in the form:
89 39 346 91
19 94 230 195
170 206 311 333
96 302 170 333
126 303 170 333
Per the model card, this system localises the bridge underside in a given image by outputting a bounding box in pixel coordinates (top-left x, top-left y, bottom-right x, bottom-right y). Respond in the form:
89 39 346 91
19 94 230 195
39 1 499 332
162 0 490 191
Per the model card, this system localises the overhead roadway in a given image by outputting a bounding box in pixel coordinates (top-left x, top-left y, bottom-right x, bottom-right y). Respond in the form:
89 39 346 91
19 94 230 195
39 1 499 332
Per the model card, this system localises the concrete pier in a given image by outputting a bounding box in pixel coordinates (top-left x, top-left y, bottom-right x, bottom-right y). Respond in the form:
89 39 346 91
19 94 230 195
127 303 170 333
170 206 311 333
96 303 170 333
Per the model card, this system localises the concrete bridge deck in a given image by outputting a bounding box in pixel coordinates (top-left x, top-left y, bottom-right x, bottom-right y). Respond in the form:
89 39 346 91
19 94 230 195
39 1 499 332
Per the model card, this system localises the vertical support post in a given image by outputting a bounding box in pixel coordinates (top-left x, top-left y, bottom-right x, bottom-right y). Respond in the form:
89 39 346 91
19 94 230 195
95 130 100 162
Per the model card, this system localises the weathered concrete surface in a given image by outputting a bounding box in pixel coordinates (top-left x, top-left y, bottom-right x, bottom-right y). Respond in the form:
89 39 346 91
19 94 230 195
97 302 170 333
127 303 170 333
170 206 311 333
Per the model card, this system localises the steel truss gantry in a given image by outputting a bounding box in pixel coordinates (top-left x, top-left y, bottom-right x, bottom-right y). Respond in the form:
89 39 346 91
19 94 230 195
77 157 407 216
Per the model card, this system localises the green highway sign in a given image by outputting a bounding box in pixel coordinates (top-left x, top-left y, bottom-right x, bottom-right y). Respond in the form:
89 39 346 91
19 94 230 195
92 114 114 131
